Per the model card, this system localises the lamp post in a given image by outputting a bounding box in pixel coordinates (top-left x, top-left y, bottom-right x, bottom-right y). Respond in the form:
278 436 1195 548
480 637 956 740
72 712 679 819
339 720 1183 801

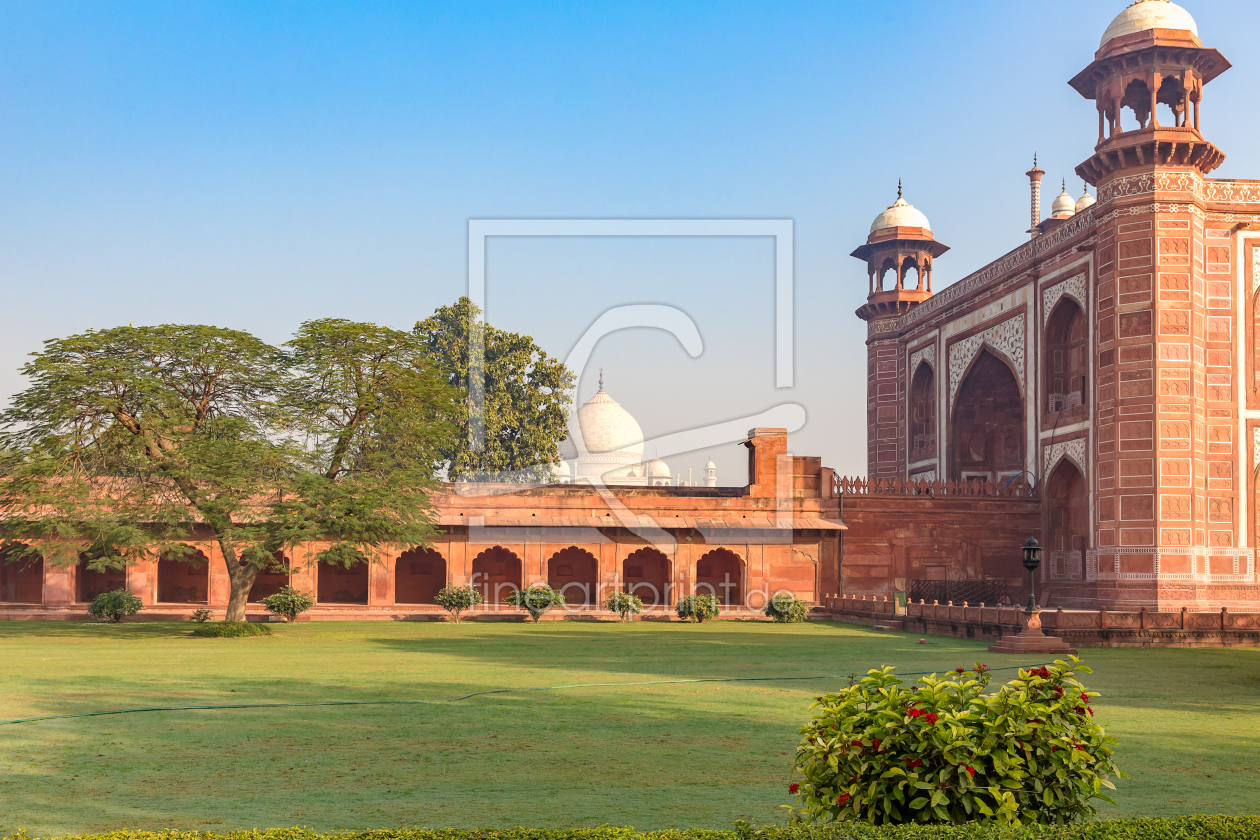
1022 537 1042 611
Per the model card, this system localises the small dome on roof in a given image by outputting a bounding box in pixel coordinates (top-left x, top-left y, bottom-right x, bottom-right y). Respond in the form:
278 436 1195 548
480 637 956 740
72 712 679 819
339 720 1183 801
645 457 670 477
870 182 931 233
1100 0 1198 49
705 459 716 469
1051 181 1076 218
1076 186 1097 212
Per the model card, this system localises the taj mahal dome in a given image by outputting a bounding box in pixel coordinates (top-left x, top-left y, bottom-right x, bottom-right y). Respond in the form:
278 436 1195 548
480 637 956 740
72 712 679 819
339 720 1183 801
551 371 717 487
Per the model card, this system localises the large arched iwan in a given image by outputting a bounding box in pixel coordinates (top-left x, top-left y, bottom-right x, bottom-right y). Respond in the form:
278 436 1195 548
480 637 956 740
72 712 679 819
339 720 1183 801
396 547 447 604
951 349 1025 485
547 547 598 607
1045 459 1087 580
472 546 523 605
695 548 743 608
158 549 210 604
0 544 43 604
623 547 671 607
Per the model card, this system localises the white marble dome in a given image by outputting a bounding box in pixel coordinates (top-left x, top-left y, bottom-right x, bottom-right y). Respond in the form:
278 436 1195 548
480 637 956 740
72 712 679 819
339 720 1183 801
645 457 670 478
870 195 931 234
705 459 716 469
1051 185 1077 218
1076 187 1097 212
1100 0 1198 49
575 386 644 457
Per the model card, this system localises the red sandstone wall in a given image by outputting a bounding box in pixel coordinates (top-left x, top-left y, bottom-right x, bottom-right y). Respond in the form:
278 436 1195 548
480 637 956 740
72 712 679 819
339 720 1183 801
839 494 1041 601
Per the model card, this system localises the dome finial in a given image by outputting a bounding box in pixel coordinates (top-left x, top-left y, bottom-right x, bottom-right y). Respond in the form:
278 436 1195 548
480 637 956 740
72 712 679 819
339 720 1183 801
599 366 604 390
897 178 903 200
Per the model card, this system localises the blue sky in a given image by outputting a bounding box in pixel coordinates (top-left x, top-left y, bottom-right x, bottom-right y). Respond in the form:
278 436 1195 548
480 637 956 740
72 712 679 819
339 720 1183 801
1 0 1257 481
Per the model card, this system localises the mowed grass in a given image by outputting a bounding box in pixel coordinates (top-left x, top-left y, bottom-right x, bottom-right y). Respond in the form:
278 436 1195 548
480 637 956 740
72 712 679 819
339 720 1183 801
0 620 1258 836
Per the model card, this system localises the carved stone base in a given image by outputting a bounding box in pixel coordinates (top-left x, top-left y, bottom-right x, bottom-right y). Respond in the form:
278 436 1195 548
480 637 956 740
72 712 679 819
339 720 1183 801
988 608 1077 655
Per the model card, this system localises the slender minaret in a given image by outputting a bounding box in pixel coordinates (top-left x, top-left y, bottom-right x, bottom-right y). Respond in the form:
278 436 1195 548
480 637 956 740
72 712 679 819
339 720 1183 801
1026 153 1046 238
704 459 717 487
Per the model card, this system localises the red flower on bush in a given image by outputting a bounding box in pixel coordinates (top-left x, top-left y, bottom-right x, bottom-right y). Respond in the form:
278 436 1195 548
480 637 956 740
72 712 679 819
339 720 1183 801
850 740 863 749
836 793 850 806
955 667 965 673
924 713 938 725
871 738 882 751
903 757 923 769
965 766 975 778
907 707 923 718
788 783 800 794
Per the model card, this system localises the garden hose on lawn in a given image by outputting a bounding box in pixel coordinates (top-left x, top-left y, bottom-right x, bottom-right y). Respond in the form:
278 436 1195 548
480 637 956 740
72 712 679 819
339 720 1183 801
0 663 1056 727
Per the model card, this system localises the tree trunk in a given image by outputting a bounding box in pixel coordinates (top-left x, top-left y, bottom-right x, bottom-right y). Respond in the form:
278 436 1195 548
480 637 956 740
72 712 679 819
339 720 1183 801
221 549 263 623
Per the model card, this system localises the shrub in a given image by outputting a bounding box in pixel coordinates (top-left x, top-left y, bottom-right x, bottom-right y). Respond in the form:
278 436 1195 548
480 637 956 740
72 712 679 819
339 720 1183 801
786 658 1122 826
191 621 272 638
765 593 809 623
506 584 566 623
676 593 719 623
259 585 315 622
435 583 484 622
189 608 213 623
605 590 643 621
87 589 143 623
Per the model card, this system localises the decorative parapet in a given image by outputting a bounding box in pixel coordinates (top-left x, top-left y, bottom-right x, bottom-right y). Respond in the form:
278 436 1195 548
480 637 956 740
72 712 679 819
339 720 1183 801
833 475 1037 499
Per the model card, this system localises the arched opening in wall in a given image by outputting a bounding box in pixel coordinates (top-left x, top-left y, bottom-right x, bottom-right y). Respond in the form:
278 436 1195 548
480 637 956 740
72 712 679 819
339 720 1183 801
0 544 43 603
547 547 598 607
1044 298 1087 415
623 547 671 607
1157 75 1188 127
910 362 936 459
395 547 446 604
695 548 743 608
1046 460 1088 582
902 262 920 290
158 549 210 604
877 259 896 291
318 559 369 604
75 554 127 603
1121 78 1153 130
472 546 523 605
951 349 1025 485
247 552 291 602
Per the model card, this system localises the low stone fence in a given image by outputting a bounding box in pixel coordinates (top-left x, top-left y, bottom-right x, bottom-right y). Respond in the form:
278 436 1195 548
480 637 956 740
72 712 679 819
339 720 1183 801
817 594 1260 648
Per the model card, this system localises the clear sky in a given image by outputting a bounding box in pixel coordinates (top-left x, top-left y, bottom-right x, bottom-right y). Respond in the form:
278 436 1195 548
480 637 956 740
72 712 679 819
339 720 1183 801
2 1 1258 482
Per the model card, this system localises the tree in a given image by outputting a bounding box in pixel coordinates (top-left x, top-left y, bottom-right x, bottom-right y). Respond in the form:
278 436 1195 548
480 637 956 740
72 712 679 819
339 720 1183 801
259 585 315 623
415 297 574 482
434 583 483 623
505 583 566 623
0 321 456 622
88 589 143 622
604 590 643 621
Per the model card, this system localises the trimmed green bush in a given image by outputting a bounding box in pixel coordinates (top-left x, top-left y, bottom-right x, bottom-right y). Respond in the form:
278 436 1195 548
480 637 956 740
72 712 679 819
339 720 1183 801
435 583 484 622
260 585 315 622
605 590 644 621
191 621 272 638
4 817 1260 840
765 593 809 623
676 593 720 623
506 584 566 623
189 608 213 623
87 588 143 622
787 659 1122 826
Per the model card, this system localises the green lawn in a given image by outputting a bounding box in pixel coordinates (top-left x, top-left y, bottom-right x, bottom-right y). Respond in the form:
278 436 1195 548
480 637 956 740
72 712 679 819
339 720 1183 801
1 620 1258 836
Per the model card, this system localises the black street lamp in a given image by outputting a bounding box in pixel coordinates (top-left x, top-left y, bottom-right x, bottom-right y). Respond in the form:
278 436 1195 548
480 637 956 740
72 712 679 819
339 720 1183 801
1021 537 1043 611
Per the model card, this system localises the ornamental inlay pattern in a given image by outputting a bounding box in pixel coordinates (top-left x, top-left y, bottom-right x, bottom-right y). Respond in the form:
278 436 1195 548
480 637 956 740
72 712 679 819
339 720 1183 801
1252 427 1260 472
1253 246 1260 298
911 468 938 483
909 343 935 376
1044 437 1087 478
1097 173 1260 205
948 314 1025 405
1042 273 1088 326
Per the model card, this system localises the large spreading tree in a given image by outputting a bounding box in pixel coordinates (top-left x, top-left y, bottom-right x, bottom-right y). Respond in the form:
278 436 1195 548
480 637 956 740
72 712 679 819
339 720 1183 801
415 297 574 482
0 320 455 622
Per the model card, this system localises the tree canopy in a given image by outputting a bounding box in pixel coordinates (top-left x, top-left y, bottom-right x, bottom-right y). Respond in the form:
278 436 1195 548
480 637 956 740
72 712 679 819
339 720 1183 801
0 321 456 621
415 297 574 482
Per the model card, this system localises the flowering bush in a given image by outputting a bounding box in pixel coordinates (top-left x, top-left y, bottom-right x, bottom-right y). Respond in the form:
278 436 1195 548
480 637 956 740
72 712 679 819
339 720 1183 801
764 593 809 623
785 658 1123 825
505 584 565 623
435 584 484 622
605 590 644 621
88 589 143 622
676 594 719 623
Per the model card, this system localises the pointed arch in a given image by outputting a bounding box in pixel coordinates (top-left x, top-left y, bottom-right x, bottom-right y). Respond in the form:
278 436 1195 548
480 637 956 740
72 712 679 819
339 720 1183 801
623 547 671 607
1046 459 1088 581
1044 296 1087 415
695 548 743 608
158 548 209 604
472 545 522 604
318 554 369 604
547 546 598 607
950 348 1026 484
0 544 43 604
76 553 126 604
910 360 936 458
396 547 447 605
